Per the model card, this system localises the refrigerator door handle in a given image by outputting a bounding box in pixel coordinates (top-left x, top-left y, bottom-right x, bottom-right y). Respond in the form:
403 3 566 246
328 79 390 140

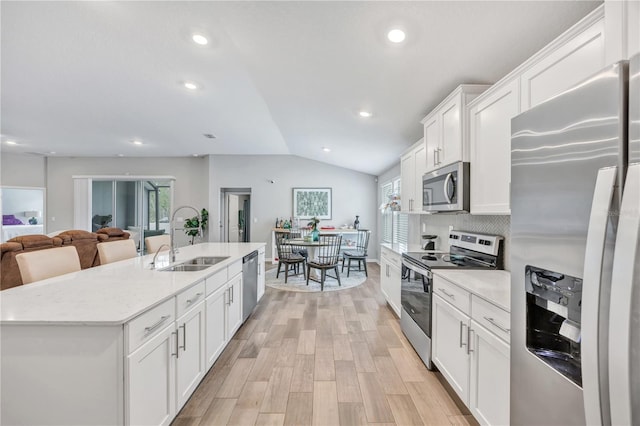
609 163 640 426
582 166 618 426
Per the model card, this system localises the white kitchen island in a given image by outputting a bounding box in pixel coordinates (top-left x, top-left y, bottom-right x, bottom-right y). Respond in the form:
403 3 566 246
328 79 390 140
0 242 266 426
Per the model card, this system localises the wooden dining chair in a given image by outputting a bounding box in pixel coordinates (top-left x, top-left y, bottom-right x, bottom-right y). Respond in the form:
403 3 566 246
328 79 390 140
275 231 306 283
97 239 138 264
306 234 342 291
342 229 371 277
16 246 81 284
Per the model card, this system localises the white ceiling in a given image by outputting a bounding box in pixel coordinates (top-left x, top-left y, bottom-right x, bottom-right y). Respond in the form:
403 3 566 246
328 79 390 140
1 1 601 175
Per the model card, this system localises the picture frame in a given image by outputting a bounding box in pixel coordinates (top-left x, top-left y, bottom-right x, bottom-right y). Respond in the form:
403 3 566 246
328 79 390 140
293 187 332 220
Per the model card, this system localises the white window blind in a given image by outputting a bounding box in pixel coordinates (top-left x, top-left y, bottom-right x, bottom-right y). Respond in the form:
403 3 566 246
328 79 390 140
394 213 408 246
381 177 403 244
381 182 393 243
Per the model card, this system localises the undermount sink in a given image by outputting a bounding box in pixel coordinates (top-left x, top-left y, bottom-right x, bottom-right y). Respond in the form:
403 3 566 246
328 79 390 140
182 256 229 266
159 256 229 272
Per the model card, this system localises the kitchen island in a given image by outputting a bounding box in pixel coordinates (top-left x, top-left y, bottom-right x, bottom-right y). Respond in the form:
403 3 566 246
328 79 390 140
1 242 265 426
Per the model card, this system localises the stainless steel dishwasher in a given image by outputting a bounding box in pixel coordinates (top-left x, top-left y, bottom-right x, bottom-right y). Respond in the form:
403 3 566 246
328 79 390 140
242 250 258 321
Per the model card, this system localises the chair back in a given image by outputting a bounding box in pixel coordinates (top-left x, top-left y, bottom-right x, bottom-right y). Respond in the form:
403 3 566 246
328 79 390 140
315 234 342 265
145 235 171 253
97 239 138 264
356 229 371 254
275 231 297 259
16 246 81 284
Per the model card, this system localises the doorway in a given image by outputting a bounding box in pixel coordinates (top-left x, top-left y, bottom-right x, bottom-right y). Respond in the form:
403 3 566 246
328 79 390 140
221 189 251 243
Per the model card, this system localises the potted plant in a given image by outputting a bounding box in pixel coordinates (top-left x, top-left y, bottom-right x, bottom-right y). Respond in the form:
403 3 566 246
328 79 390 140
307 216 320 241
185 208 209 245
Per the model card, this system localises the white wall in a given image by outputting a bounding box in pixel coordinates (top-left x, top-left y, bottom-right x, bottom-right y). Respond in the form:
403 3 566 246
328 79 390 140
46 157 209 234
208 155 378 261
0 153 46 187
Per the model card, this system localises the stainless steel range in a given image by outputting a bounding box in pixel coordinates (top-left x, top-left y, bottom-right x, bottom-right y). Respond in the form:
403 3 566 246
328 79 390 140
400 230 504 369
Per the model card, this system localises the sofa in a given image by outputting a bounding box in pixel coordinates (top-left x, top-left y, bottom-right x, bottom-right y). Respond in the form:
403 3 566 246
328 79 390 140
1 228 131 291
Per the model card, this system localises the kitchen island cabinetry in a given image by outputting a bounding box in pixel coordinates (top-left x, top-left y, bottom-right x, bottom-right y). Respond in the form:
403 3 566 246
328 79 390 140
0 243 265 426
431 272 510 426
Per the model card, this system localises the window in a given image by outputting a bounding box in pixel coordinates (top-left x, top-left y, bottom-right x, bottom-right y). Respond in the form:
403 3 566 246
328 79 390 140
381 177 403 244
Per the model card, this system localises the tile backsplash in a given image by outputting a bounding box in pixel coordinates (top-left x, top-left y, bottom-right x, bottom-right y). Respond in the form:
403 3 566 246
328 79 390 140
410 214 511 270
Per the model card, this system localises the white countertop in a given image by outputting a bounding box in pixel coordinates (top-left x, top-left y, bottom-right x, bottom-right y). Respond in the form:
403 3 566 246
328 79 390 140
0 243 265 325
380 242 432 255
432 269 511 312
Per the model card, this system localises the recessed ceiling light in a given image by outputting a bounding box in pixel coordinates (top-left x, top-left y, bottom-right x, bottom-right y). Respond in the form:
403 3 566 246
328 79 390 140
117 154 124 157
192 34 208 45
184 81 198 90
47 151 56 155
322 147 331 152
132 140 143 145
359 111 372 118
5 140 17 145
387 29 406 43
192 154 199 157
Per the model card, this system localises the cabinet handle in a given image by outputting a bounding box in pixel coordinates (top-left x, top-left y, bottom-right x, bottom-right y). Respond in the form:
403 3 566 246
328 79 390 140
437 148 442 164
230 286 234 304
144 315 170 336
467 328 474 354
433 149 437 167
186 292 203 305
227 289 231 306
438 288 455 300
459 322 467 348
179 324 186 351
173 330 179 358
484 316 510 334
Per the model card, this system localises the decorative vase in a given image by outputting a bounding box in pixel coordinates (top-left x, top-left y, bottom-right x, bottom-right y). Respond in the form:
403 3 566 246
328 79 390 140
311 228 320 242
354 215 360 230
28 217 38 225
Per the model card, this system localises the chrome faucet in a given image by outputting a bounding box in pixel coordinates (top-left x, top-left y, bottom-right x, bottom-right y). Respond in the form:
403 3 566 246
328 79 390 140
169 205 201 263
149 244 170 269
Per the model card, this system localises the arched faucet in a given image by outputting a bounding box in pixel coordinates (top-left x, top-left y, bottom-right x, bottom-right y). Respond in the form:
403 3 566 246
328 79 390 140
169 205 201 262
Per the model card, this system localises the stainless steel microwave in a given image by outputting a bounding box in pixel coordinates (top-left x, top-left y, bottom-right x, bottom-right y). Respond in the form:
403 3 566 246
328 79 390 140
422 161 470 212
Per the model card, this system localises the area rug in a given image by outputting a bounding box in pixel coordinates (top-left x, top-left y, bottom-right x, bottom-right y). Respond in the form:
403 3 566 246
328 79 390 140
265 265 366 292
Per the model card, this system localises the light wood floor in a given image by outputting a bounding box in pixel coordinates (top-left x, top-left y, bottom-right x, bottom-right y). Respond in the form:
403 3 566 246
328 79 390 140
173 263 477 426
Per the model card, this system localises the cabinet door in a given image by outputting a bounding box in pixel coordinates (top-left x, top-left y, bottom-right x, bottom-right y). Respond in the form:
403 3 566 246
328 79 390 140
521 18 605 111
439 94 462 167
176 302 206 410
227 274 243 337
387 262 402 317
400 152 415 212
432 294 470 405
257 250 266 301
413 144 426 210
126 324 176 426
424 115 440 172
205 283 228 369
380 260 391 303
469 321 510 426
470 79 520 215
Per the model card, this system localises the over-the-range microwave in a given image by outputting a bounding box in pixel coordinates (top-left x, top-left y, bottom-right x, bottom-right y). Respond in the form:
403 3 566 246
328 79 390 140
422 161 470 212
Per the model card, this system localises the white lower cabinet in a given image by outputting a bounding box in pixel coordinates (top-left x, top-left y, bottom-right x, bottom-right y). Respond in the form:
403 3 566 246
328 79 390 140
257 247 266 300
227 273 243 336
380 246 401 316
127 324 176 426
205 283 228 369
432 276 510 426
175 301 206 410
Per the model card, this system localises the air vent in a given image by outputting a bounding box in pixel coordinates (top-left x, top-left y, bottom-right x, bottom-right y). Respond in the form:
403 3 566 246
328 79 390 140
203 133 216 139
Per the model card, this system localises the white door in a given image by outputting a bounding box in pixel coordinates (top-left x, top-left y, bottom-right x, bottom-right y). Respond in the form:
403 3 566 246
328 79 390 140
439 95 462 167
227 194 240 242
227 274 243 337
432 294 470 405
424 115 440 172
205 284 228 369
176 302 206 410
126 324 176 426
469 320 510 426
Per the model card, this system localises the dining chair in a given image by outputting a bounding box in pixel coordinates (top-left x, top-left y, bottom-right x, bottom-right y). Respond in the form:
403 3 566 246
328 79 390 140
16 246 81 284
307 234 342 291
145 234 170 253
275 231 306 283
97 239 138 264
342 229 371 277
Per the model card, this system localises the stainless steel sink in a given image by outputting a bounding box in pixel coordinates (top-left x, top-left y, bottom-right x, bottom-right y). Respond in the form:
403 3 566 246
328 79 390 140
182 256 229 266
160 264 211 272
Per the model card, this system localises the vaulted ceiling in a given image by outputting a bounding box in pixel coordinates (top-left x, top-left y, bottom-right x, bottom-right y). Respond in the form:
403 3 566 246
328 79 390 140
1 1 601 175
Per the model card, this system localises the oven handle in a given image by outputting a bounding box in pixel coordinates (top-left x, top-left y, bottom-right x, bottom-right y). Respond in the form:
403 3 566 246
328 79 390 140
401 260 431 277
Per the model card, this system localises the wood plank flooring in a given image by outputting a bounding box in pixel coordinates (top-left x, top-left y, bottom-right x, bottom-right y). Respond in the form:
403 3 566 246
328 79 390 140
174 263 477 426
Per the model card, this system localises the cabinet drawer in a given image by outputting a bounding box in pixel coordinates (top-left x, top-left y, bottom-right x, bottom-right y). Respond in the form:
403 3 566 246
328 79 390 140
126 297 176 354
433 276 470 315
206 268 227 296
228 260 242 278
381 247 401 267
471 295 510 343
176 281 206 318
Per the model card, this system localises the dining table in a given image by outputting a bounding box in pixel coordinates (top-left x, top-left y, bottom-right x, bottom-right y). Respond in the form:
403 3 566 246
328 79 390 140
281 238 333 281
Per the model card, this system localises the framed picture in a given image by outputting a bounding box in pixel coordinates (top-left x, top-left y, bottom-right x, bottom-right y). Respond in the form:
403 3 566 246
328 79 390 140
293 188 332 220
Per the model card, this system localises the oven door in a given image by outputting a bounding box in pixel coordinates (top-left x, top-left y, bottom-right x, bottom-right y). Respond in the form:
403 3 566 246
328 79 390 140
422 161 469 212
400 261 432 338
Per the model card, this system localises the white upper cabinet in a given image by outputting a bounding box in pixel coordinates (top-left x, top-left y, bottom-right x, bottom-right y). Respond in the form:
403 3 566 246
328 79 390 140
470 78 520 215
605 0 640 62
400 138 425 212
520 11 605 111
422 85 489 174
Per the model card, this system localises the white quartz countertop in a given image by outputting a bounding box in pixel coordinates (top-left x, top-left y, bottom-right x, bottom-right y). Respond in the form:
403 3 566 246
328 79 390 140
0 243 265 325
432 269 511 312
380 242 432 255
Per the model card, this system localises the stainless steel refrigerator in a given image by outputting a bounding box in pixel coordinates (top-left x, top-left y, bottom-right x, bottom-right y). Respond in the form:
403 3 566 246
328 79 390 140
511 53 640 425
